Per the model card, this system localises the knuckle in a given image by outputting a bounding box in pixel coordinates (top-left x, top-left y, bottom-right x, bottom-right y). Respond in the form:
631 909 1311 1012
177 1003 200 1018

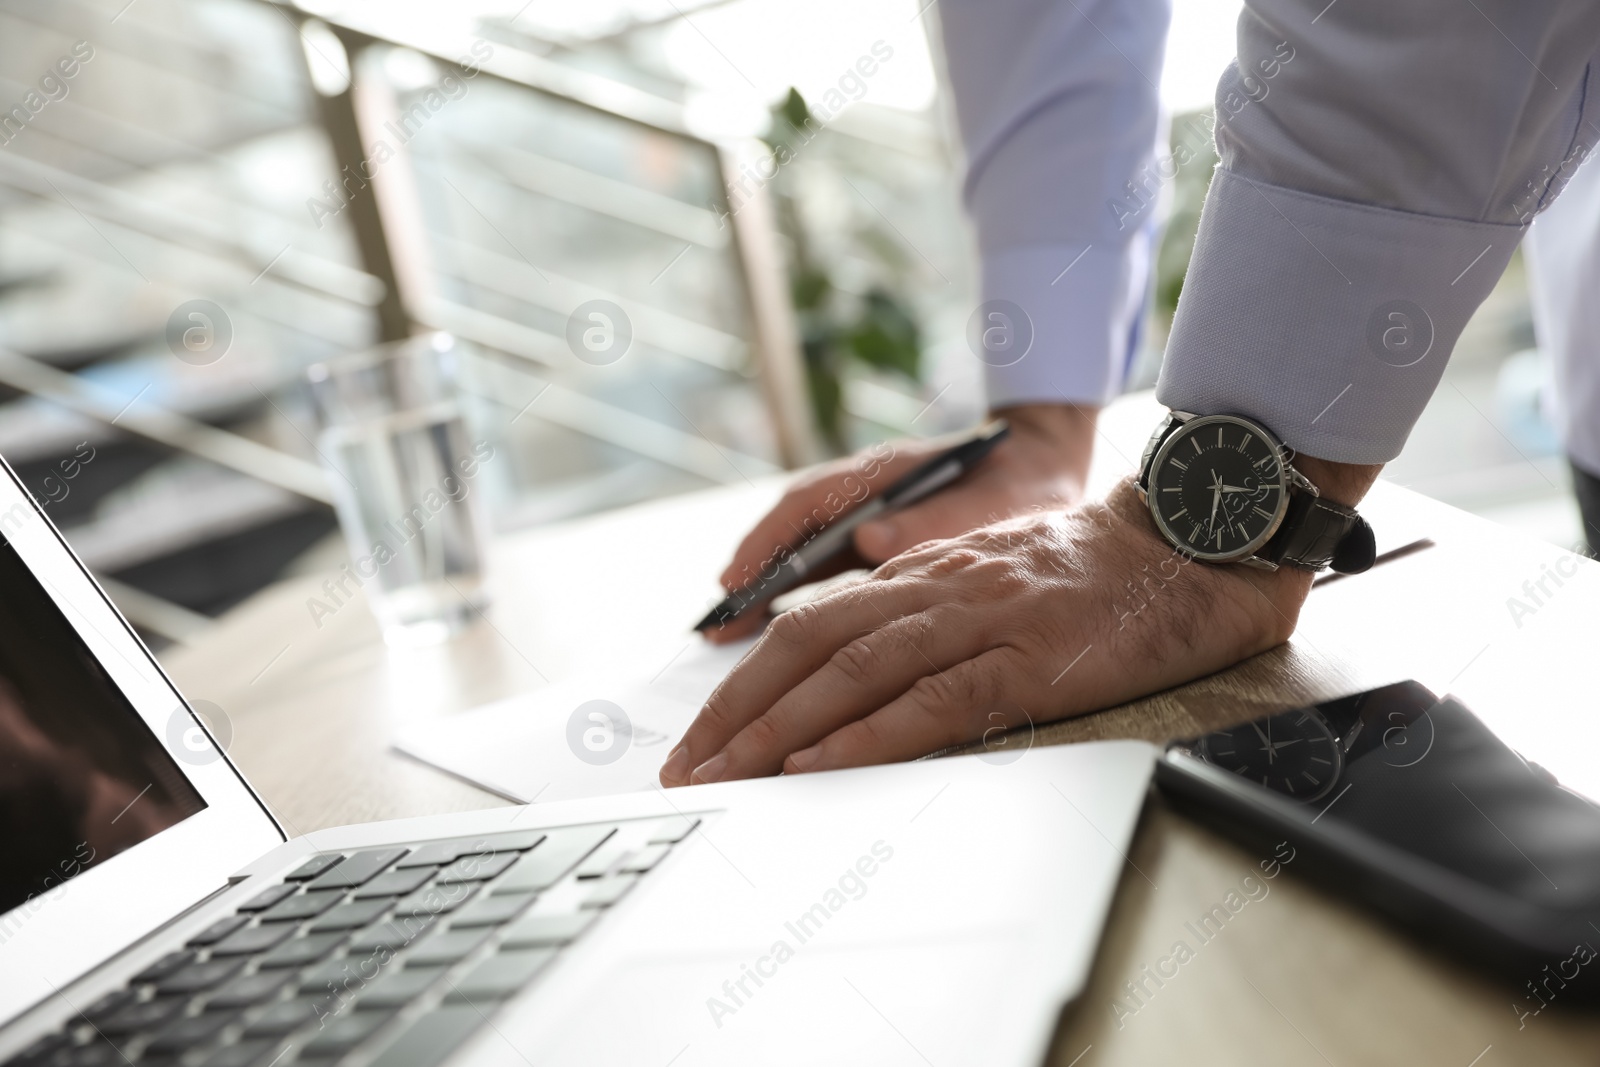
918 546 982 578
829 638 880 688
908 672 959 712
848 711 894 752
735 712 783 754
697 688 738 733
766 601 824 651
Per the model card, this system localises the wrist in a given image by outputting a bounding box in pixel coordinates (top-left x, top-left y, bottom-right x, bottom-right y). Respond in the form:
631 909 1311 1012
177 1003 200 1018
1292 453 1383 509
990 402 1098 480
1106 473 1313 618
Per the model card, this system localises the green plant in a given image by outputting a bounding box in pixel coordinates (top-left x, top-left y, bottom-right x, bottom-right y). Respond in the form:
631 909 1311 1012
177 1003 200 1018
764 89 923 451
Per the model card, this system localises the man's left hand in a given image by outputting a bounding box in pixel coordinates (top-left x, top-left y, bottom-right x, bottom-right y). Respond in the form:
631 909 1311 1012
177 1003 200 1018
659 476 1315 785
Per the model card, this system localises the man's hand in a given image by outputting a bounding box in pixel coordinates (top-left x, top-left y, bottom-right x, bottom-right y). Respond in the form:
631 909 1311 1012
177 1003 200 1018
705 403 1098 644
660 475 1322 786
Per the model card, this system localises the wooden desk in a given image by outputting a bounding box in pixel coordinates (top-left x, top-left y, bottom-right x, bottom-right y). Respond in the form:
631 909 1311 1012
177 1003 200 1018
161 394 1600 1065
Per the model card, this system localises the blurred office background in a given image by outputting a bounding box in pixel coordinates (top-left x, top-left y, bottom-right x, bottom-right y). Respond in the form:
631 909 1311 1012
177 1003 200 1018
0 0 1581 649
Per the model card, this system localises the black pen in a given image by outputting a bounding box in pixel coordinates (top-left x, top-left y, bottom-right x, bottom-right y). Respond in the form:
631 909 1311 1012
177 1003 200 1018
694 419 1011 632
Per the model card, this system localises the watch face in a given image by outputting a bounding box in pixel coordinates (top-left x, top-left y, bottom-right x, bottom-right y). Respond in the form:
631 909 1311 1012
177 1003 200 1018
1197 708 1344 802
1147 414 1289 561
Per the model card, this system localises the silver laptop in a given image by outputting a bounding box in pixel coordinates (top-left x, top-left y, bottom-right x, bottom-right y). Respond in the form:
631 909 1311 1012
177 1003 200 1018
0 458 1155 1067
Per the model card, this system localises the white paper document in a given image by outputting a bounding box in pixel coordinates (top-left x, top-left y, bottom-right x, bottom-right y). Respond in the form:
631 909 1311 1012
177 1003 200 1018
393 638 755 804
394 478 1434 806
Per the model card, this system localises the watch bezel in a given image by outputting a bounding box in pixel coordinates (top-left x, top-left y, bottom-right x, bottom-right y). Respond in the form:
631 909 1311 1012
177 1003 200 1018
1146 413 1292 563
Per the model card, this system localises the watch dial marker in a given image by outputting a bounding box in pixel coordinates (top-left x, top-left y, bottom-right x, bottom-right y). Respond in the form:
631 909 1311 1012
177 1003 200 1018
1151 418 1288 560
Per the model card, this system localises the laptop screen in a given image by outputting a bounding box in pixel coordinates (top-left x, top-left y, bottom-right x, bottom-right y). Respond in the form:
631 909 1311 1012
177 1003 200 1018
0 533 206 918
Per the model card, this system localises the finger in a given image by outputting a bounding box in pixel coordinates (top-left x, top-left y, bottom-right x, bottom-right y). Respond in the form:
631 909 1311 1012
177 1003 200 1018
699 547 874 646
661 576 929 785
718 447 929 590
692 606 984 782
783 647 1022 773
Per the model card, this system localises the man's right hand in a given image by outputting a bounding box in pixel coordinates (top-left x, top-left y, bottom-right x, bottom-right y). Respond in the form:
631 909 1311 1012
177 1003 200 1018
704 402 1099 644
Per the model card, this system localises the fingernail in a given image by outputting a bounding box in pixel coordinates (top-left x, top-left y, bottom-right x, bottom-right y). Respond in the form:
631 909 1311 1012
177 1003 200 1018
690 751 729 784
660 745 690 785
787 746 820 773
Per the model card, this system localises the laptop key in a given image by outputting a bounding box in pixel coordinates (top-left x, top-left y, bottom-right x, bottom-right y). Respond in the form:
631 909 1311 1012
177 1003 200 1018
237 884 297 912
444 950 555 1002
403 929 491 967
45 1038 126 1067
572 844 627 880
284 855 344 882
187 915 249 947
80 989 136 1026
580 875 639 909
257 932 345 969
434 853 516 885
446 893 534 929
206 971 295 1010
132 950 196 984
498 912 596 949
156 959 246 995
394 832 546 870
146 1010 236 1053
98 998 187 1035
353 968 443 1010
643 815 700 844
259 890 344 923
350 868 432 900
363 1005 485 1067
298 1008 396 1057
492 826 616 894
619 844 671 873
242 999 322 1036
345 916 436 954
395 883 477 919
196 1041 276 1067
308 899 391 932
307 849 408 890
209 923 295 957
8 1031 70 1067
297 958 366 993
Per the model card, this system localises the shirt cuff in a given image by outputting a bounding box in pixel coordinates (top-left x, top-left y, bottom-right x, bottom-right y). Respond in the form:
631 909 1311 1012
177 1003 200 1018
977 238 1150 411
1157 168 1524 464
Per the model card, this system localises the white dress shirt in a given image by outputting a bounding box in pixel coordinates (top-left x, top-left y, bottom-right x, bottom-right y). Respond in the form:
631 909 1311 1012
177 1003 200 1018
937 0 1168 410
1524 156 1600 479
940 0 1600 466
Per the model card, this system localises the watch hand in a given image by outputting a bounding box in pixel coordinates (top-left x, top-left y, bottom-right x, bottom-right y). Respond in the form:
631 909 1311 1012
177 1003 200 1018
1269 738 1304 750
1209 470 1222 528
1220 485 1250 493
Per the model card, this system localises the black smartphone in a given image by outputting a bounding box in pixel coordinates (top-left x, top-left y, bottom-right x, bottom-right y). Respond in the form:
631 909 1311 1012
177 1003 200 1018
1156 681 1600 1008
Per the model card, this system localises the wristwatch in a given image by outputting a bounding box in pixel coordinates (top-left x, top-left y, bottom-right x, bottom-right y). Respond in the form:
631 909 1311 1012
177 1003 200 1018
1136 411 1375 574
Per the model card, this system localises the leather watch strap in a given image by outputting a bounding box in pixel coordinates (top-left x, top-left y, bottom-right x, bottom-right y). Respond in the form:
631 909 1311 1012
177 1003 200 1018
1258 493 1376 574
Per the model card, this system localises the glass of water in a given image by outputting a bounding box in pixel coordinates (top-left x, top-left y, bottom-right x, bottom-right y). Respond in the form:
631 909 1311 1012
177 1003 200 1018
307 333 491 647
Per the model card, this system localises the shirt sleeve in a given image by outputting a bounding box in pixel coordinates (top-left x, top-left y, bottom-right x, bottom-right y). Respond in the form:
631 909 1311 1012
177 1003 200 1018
1157 0 1600 464
936 0 1170 410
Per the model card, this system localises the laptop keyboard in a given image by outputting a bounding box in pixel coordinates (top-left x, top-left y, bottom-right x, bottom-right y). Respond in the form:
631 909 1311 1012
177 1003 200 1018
7 814 701 1067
